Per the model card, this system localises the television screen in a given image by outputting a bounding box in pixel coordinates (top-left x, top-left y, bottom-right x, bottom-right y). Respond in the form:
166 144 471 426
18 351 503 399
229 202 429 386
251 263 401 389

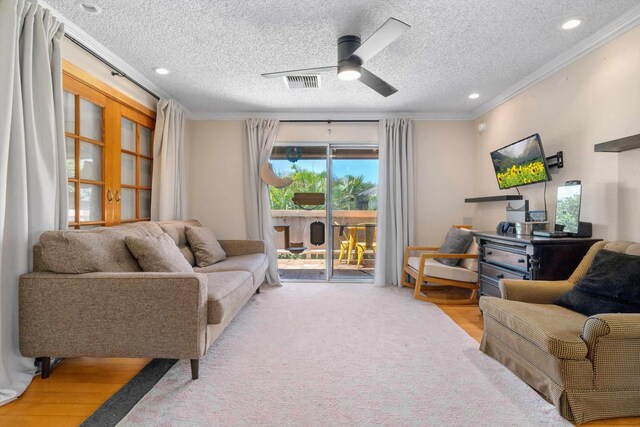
490 134 551 189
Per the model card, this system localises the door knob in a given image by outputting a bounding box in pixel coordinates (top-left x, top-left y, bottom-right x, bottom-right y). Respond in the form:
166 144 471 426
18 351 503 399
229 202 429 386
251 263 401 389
107 188 114 204
115 190 121 204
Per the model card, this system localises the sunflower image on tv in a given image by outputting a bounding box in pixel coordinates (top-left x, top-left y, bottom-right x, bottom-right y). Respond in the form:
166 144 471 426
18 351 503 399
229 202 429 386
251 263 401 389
491 134 550 189
495 161 547 188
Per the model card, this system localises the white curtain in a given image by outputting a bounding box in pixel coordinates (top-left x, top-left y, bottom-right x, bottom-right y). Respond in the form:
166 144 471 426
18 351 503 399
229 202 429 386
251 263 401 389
0 0 66 405
244 119 281 285
374 119 415 287
151 99 187 221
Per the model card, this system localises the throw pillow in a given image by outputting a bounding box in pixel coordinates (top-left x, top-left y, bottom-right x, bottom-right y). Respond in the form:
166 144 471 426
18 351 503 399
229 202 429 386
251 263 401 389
185 225 227 267
125 233 194 272
554 249 640 316
436 227 473 267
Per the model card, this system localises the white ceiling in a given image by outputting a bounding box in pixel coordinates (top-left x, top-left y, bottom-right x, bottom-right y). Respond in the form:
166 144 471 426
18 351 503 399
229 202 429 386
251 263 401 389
46 0 639 116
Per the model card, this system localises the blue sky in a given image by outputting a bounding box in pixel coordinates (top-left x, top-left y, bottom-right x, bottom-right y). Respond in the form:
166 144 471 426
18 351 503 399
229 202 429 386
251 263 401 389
271 159 378 183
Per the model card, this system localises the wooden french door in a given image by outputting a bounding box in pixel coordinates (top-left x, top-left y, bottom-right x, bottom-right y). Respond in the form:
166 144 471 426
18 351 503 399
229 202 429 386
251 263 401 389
63 61 156 228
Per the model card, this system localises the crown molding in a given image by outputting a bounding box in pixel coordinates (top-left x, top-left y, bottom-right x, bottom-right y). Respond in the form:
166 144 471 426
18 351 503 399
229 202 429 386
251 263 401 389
187 111 472 121
39 0 173 101
471 4 640 120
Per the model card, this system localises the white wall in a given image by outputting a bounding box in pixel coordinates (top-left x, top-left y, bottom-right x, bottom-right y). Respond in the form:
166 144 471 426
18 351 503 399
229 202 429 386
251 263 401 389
414 121 475 245
185 120 247 238
185 120 475 243
471 25 640 241
61 37 157 110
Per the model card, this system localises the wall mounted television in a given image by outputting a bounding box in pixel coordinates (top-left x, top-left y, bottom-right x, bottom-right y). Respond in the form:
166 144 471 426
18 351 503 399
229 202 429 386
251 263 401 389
490 133 552 190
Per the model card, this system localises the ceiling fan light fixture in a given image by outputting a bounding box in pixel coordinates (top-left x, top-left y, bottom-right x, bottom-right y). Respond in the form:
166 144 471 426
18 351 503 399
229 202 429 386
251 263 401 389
337 64 361 81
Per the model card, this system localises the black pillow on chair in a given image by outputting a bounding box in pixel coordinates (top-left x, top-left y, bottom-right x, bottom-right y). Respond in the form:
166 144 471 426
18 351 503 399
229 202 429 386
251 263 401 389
554 249 640 316
436 227 473 267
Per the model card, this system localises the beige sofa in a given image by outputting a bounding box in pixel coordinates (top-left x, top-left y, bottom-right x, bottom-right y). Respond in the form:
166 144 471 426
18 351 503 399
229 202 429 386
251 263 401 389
19 220 267 380
479 241 640 424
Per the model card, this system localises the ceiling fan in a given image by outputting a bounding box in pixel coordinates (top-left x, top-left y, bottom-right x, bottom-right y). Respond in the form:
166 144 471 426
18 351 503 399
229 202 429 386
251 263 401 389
262 18 411 97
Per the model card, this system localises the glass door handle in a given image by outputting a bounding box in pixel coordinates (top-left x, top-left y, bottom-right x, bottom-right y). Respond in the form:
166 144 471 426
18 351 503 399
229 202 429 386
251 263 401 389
115 190 121 204
107 188 114 204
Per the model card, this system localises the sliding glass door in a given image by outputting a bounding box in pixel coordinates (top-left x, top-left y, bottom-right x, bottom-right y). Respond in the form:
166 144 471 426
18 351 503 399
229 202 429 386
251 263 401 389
330 146 378 280
270 145 328 281
269 143 378 282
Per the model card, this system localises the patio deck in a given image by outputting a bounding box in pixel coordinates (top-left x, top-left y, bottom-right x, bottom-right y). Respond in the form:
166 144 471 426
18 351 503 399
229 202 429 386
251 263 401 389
278 254 374 281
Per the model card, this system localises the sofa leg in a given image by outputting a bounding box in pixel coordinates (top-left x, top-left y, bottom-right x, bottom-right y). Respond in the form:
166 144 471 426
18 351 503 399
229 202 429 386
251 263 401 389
41 357 51 379
190 359 199 380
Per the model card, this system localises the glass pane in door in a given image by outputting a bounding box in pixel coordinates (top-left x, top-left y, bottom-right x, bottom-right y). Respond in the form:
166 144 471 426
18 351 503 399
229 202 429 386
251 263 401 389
63 91 75 133
139 190 151 219
270 146 327 281
65 137 76 178
140 158 152 187
121 153 136 186
331 147 379 279
79 142 103 181
79 183 102 222
139 126 152 157
121 118 136 152
120 188 136 220
79 99 103 141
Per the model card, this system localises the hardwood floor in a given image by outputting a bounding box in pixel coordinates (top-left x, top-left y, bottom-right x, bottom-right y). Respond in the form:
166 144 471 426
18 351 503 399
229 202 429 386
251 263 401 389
0 302 637 427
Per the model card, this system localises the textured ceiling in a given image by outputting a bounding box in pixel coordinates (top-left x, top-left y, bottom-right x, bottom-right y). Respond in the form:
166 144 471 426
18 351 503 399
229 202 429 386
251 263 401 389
47 0 639 115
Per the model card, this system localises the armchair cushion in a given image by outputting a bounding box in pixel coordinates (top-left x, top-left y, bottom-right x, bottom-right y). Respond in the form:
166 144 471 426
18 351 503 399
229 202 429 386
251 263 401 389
480 296 588 360
554 249 640 316
436 227 473 267
407 257 477 283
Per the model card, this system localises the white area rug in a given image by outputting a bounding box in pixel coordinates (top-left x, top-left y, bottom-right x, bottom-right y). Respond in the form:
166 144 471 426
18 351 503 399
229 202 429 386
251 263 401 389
118 283 569 426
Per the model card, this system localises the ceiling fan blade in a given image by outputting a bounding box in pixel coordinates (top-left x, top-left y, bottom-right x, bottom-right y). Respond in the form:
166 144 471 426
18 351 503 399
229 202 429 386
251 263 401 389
261 66 337 78
349 18 410 63
358 68 397 97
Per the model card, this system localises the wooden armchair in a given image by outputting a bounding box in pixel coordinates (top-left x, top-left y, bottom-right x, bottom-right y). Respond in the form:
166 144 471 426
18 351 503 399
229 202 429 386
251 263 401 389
402 226 478 304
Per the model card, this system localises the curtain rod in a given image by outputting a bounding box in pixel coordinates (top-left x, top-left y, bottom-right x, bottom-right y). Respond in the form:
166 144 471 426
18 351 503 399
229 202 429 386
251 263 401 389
65 34 161 101
280 120 379 123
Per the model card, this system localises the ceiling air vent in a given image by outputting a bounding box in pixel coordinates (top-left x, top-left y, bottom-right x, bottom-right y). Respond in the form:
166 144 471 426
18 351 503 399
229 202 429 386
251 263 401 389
284 75 320 89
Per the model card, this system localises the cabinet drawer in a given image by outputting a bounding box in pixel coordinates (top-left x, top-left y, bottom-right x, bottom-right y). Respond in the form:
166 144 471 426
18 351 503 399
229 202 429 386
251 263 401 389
480 279 501 297
480 262 528 283
484 245 528 271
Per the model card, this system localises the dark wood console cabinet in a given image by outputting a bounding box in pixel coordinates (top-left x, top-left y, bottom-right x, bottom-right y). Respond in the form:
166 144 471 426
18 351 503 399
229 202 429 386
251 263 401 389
473 231 601 298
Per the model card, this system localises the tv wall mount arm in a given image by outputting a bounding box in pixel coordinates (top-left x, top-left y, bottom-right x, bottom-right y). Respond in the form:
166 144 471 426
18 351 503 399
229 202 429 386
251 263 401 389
546 151 563 169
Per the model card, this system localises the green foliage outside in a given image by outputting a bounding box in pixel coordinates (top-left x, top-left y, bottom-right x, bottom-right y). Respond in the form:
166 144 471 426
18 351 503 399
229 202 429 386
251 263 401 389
269 164 377 211
556 193 580 233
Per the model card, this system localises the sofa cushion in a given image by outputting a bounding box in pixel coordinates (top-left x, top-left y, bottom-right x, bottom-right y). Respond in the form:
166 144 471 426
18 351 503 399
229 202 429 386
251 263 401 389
125 233 194 272
555 249 640 316
459 238 478 272
157 220 201 266
185 225 226 267
205 271 254 324
408 257 477 283
39 222 164 273
480 296 588 360
436 227 473 267
194 253 268 286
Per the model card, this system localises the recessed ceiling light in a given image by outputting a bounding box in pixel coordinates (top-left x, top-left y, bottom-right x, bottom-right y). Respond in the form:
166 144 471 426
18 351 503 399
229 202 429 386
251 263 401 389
76 1 101 14
154 67 170 75
468 93 480 100
562 19 581 30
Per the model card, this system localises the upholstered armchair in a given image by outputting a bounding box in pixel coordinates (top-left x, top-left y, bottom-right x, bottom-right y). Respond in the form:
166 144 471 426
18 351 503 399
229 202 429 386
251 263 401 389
479 241 640 424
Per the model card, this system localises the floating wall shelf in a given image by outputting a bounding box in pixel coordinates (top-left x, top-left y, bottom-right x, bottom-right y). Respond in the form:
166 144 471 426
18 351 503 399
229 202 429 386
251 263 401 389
465 195 524 203
594 134 640 152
